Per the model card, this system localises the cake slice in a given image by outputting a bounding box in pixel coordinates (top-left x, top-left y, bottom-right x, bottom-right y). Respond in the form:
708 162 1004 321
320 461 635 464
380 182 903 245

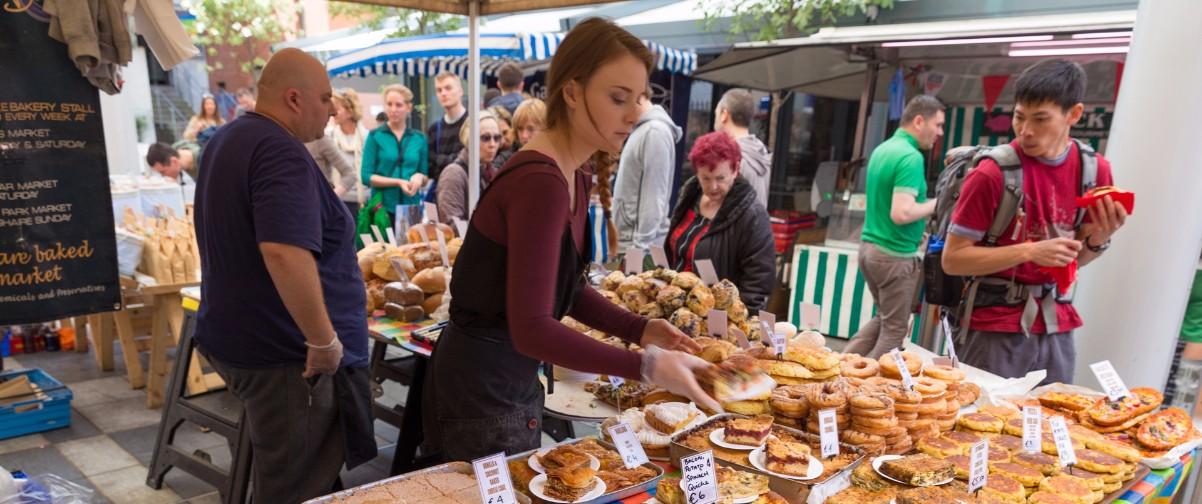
879 453 955 487
696 355 778 402
545 465 598 502
644 402 703 434
724 415 774 446
764 437 812 476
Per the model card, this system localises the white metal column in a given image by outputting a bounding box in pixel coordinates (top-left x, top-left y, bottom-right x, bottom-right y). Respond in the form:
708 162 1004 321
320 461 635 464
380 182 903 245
1073 0 1202 390
467 0 482 215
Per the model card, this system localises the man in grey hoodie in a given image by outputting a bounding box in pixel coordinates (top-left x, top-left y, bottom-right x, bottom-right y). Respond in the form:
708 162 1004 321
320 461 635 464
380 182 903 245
714 89 772 209
615 97 683 252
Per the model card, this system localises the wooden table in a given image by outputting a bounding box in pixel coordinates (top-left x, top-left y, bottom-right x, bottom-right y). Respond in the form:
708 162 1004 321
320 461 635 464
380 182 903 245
87 280 220 408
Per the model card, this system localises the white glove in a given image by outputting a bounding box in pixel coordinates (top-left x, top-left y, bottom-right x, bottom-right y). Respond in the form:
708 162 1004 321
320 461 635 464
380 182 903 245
303 336 343 377
640 345 723 413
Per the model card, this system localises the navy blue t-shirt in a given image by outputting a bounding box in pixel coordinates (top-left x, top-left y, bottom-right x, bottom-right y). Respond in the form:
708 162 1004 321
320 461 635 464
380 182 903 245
193 113 368 368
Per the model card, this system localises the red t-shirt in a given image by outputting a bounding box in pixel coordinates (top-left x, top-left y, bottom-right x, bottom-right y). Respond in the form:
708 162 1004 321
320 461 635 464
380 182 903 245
948 140 1113 334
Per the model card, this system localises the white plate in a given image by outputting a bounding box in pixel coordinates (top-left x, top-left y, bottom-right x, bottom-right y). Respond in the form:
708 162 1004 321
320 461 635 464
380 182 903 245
710 428 765 450
528 474 607 503
871 455 955 487
748 446 824 481
528 449 600 474
676 480 759 504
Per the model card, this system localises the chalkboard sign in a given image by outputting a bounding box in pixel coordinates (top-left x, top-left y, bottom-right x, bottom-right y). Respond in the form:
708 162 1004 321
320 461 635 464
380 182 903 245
0 7 120 324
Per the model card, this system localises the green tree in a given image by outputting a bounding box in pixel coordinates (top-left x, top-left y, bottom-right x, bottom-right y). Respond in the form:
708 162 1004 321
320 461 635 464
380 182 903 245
699 0 894 41
328 2 463 37
184 0 296 73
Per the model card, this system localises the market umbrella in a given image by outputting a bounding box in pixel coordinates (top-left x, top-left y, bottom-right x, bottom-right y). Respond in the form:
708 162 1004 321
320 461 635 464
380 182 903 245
326 30 696 213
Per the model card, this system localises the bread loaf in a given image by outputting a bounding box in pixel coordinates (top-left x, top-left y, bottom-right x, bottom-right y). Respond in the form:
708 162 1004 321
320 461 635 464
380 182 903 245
384 282 425 305
422 294 444 315
384 303 425 322
413 266 449 294
407 223 454 244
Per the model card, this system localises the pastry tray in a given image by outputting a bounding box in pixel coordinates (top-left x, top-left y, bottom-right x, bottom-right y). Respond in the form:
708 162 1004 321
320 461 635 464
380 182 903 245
303 461 533 503
669 414 865 504
507 437 665 504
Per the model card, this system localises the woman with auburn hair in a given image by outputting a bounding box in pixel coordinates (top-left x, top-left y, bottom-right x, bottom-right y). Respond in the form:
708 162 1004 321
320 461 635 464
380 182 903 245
665 131 775 311
422 18 718 461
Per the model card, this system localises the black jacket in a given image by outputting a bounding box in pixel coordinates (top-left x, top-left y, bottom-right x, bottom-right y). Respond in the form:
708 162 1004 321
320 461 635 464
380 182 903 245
665 176 776 312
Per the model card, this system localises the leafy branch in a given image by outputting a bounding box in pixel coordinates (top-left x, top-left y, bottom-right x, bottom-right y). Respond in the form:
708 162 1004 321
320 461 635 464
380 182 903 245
328 2 463 37
699 0 894 41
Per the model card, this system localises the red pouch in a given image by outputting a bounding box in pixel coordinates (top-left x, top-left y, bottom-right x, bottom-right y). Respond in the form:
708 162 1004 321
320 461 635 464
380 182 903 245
1038 260 1078 296
1076 186 1134 214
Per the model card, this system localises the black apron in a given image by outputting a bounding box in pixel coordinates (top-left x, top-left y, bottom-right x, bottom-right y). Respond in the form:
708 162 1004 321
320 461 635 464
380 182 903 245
422 159 590 462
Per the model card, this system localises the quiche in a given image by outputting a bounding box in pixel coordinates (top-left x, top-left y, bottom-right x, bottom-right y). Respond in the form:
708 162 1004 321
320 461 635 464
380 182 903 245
1136 407 1195 451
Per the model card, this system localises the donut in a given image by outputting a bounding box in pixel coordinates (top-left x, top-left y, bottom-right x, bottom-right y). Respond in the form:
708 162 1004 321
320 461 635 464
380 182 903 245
840 429 885 446
908 422 941 441
879 351 922 378
957 382 982 405
851 415 898 434
895 411 919 421
917 398 947 416
806 384 848 409
886 385 922 404
944 398 961 415
840 355 880 378
913 376 949 397
937 418 958 432
770 385 811 419
923 364 966 382
849 394 893 411
774 414 804 429
807 417 850 434
865 376 901 388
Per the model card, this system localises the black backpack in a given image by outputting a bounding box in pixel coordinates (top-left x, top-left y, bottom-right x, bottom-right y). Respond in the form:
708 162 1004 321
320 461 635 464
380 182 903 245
923 139 1098 308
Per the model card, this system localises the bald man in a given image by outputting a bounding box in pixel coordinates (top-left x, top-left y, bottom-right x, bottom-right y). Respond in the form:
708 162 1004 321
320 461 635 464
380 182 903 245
192 48 374 503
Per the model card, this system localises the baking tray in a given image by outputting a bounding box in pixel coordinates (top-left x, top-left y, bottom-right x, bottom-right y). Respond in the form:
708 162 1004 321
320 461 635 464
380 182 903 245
507 437 665 504
669 413 865 504
303 461 533 504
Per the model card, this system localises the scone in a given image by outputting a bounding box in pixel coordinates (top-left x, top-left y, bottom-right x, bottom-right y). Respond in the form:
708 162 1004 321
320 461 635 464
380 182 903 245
711 279 740 310
687 284 716 316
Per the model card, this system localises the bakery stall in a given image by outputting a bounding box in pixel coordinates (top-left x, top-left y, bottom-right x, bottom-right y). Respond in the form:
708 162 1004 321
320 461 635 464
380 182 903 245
321 221 1200 503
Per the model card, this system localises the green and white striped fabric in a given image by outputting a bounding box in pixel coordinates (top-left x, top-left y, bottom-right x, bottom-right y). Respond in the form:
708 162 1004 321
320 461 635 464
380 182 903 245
788 245 876 339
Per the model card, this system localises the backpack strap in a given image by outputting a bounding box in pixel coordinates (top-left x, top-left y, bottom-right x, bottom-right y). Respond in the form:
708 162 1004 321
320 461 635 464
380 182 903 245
1073 138 1098 229
975 144 1023 246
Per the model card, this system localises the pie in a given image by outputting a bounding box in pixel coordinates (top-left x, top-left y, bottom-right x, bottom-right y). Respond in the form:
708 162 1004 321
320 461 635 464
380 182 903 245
725 414 774 446
716 466 770 500
878 453 955 486
764 437 812 476
1085 387 1163 427
1136 407 1195 451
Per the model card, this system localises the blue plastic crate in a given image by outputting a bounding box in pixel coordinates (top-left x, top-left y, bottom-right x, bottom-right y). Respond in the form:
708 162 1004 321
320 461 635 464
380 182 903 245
0 368 72 440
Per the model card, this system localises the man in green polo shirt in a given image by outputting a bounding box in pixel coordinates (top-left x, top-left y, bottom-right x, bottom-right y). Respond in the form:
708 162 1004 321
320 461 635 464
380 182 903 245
845 95 945 358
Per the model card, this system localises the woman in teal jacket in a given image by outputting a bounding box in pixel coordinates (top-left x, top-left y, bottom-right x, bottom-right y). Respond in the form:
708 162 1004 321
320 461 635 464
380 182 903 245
361 84 428 216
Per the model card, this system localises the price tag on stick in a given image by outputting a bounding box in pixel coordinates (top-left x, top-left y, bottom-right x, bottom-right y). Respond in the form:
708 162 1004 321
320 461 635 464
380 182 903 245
942 316 959 367
359 233 375 246
1090 360 1131 402
706 310 728 341
1022 406 1042 453
625 247 645 274
819 408 839 458
452 217 468 238
424 202 439 224
695 259 719 286
415 223 431 245
472 452 518 504
968 438 990 493
891 348 916 392
800 303 821 330
1049 416 1077 468
649 245 669 268
681 451 719 504
607 422 650 469
435 227 451 268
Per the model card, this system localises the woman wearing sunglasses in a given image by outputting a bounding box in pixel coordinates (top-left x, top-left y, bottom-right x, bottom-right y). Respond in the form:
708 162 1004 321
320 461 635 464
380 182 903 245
435 110 506 224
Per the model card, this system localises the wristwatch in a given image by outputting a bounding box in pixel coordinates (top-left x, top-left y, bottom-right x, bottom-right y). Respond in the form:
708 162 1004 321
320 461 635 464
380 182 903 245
1085 235 1111 253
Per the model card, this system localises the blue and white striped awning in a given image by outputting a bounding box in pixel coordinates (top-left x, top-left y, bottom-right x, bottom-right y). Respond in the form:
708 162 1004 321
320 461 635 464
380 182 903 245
326 31 697 79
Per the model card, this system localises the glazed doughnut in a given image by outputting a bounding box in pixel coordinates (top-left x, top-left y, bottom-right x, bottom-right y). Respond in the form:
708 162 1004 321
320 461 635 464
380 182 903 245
808 417 851 434
865 376 901 388
879 351 922 378
917 398 947 416
887 385 922 405
770 385 811 419
807 385 848 409
923 364 966 382
851 415 898 432
895 411 919 421
841 429 885 446
773 415 804 429
913 377 949 397
944 398 961 415
840 355 880 378
849 393 894 411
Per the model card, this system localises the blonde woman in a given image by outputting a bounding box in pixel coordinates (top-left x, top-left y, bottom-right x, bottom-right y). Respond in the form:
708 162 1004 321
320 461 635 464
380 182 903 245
435 110 505 224
183 94 225 141
361 84 428 217
328 89 369 214
496 98 546 166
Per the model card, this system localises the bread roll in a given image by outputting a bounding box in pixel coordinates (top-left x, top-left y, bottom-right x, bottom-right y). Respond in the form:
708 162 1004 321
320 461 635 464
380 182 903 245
357 242 389 280
413 266 449 294
384 303 425 322
372 249 413 281
422 294 444 315
384 282 425 305
407 223 453 244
